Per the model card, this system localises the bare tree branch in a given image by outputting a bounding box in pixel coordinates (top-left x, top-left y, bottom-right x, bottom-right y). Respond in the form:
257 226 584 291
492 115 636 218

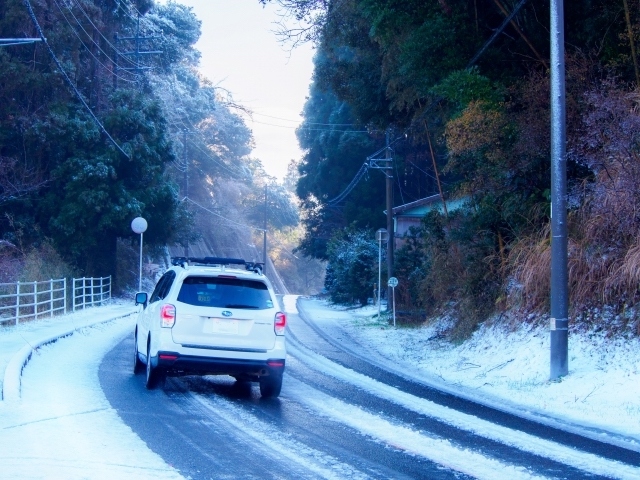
0 156 47 205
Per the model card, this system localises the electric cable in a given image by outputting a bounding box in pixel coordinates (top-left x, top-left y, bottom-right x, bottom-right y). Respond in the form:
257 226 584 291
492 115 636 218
69 0 138 68
165 78 250 179
184 197 265 232
325 162 369 206
23 0 130 160
406 159 452 187
52 0 137 84
251 118 370 133
249 111 362 127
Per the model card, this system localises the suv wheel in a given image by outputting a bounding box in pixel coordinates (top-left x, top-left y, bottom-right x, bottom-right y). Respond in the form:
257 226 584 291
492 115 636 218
133 331 144 375
259 374 282 398
145 342 162 389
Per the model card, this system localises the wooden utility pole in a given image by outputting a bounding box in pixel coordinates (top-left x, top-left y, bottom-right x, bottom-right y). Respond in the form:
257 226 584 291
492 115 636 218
385 129 394 313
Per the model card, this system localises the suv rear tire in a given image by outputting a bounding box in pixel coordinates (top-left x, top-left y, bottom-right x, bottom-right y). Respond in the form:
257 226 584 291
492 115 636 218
145 342 163 389
259 374 282 398
133 331 144 375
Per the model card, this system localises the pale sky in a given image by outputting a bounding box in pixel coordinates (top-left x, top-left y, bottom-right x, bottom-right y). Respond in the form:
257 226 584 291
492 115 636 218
174 0 315 179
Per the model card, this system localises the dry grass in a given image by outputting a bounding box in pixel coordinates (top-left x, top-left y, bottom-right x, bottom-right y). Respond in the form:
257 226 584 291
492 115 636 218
507 225 551 312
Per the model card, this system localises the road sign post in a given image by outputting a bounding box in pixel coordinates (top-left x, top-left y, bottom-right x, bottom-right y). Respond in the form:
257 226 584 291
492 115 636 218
388 277 398 327
376 228 388 318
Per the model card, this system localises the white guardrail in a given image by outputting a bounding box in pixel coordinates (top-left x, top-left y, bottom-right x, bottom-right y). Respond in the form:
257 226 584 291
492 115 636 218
0 275 112 325
72 276 111 312
0 279 67 325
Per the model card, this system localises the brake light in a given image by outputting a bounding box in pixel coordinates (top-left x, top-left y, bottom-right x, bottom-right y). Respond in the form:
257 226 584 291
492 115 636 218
274 312 286 335
159 354 178 361
161 304 176 327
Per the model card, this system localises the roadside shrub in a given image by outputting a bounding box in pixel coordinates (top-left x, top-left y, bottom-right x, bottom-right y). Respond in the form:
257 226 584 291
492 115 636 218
325 229 378 306
20 240 76 282
0 240 22 283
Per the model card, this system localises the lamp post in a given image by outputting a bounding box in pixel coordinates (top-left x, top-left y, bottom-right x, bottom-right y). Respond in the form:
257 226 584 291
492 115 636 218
376 228 388 318
131 217 147 292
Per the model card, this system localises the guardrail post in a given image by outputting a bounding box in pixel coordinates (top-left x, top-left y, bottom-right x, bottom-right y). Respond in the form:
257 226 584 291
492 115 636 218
49 279 54 318
64 278 67 314
34 280 38 320
15 281 20 325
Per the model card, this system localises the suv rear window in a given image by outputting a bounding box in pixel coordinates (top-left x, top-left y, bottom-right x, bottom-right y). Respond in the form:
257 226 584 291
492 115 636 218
177 276 274 310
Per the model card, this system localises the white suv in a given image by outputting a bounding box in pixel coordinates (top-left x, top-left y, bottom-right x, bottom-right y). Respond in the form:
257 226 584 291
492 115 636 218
133 257 286 397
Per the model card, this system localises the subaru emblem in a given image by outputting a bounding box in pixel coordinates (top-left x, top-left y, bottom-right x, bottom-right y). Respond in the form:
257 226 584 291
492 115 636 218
221 310 232 317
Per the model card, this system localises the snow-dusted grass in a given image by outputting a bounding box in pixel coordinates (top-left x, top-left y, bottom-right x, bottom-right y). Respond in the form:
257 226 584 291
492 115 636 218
299 298 640 445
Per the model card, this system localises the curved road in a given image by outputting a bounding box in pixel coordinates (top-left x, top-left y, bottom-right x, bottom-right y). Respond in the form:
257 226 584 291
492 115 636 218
99 297 640 479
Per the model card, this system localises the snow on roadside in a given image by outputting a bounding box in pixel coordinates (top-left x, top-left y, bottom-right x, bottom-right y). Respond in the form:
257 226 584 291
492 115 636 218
286 333 640 479
0 316 184 480
295 297 640 445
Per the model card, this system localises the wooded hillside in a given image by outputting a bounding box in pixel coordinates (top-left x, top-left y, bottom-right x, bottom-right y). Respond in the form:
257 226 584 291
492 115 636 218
270 0 640 337
0 0 315 292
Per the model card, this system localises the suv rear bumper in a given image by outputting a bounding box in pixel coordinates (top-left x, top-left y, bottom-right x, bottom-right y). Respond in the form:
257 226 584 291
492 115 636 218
156 351 285 378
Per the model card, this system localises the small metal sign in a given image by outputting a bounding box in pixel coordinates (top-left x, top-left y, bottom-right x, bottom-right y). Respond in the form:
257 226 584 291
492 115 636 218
388 277 398 288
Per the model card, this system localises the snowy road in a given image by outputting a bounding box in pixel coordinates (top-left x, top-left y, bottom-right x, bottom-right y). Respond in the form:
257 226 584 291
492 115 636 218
2 297 639 479
98 297 640 479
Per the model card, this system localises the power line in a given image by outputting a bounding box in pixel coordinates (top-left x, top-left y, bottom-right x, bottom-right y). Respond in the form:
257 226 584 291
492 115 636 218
165 78 249 179
326 162 369 206
69 0 137 68
467 0 530 68
52 0 137 84
250 118 370 133
23 0 130 160
250 111 361 127
184 197 265 232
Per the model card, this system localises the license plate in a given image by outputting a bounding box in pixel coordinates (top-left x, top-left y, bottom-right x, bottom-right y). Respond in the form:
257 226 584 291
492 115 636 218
206 318 238 334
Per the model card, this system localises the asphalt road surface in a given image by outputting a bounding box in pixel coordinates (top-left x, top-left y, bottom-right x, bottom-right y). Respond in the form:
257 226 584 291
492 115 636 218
99 299 640 479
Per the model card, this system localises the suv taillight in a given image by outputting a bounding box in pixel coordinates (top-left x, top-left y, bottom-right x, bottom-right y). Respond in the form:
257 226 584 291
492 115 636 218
161 304 176 328
274 312 286 335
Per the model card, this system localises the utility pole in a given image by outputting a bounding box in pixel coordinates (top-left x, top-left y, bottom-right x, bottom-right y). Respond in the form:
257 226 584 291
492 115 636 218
550 0 568 380
368 129 395 313
263 184 268 277
385 129 394 313
114 14 162 88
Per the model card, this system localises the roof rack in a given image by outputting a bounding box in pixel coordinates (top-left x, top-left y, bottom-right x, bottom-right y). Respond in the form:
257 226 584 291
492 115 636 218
171 257 264 274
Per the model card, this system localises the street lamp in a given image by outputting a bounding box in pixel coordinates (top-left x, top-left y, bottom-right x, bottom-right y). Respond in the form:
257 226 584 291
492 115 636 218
376 228 388 318
131 217 147 292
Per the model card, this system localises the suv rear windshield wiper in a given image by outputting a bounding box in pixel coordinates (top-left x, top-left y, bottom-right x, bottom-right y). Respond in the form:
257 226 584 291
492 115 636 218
224 304 260 309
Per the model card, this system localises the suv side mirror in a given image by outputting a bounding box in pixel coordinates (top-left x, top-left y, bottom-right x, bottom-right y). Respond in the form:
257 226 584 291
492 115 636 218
135 292 148 308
